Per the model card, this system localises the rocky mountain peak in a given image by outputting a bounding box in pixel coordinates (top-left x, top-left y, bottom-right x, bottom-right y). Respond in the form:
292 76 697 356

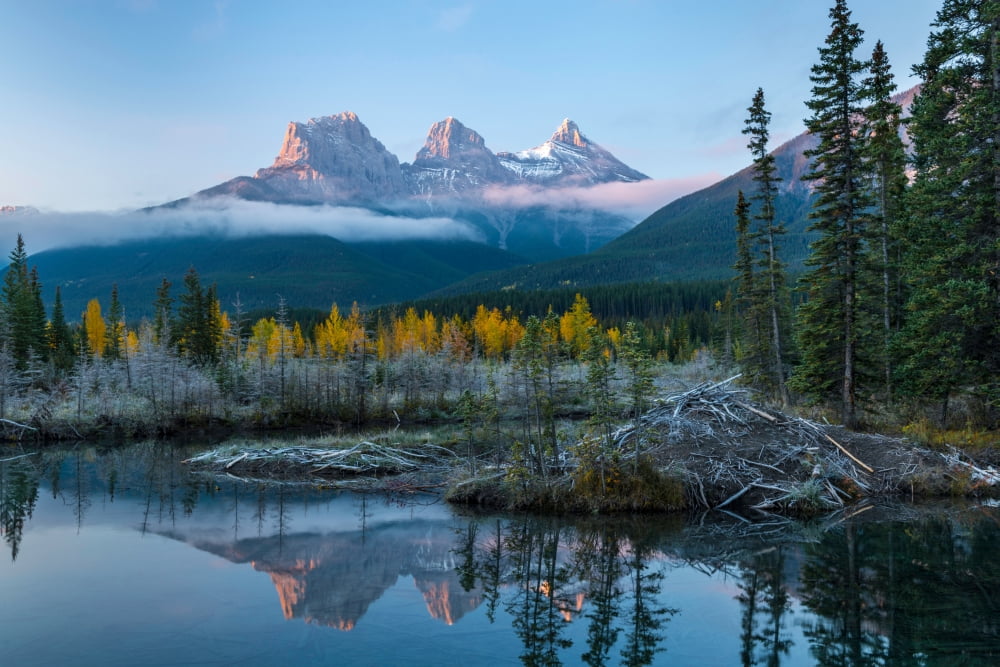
252 111 409 203
416 117 488 161
406 117 512 196
550 119 588 148
270 111 373 170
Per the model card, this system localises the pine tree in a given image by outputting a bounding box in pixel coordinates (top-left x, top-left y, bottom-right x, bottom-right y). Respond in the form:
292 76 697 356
152 278 173 346
619 320 654 474
732 190 770 386
792 0 871 427
895 0 1000 421
1 235 46 366
104 284 124 361
175 266 220 365
743 88 790 405
48 286 75 371
861 40 908 403
27 267 47 363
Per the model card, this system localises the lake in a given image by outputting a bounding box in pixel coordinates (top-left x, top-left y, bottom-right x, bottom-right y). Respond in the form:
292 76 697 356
2 441 999 666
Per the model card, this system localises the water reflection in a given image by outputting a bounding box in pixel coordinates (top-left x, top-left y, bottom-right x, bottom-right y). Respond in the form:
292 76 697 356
3 443 1000 665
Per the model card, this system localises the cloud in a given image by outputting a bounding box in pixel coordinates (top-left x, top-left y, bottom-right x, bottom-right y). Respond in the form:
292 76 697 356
1 198 482 255
480 175 721 221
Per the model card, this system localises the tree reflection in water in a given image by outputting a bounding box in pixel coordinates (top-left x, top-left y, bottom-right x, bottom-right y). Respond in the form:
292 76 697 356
454 514 674 666
0 454 40 562
800 515 1000 665
5 444 1000 666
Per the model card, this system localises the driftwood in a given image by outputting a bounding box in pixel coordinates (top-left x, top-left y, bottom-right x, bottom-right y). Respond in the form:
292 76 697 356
588 375 903 514
184 441 458 480
943 446 1000 485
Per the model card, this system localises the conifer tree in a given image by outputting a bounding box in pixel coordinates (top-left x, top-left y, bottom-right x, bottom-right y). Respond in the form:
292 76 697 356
152 278 173 346
48 286 75 371
792 0 871 427
27 267 47 363
743 88 790 405
861 40 908 402
1 235 47 366
732 190 769 386
104 284 124 361
175 267 220 365
895 0 1000 420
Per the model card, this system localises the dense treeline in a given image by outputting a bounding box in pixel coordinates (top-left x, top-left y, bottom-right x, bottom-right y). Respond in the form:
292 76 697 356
0 241 712 441
733 0 999 431
375 280 728 357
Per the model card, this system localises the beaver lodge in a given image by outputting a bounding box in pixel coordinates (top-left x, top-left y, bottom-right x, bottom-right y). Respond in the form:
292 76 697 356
184 377 1000 517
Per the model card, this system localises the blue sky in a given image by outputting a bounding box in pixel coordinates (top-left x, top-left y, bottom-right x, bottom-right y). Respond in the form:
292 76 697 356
0 0 941 212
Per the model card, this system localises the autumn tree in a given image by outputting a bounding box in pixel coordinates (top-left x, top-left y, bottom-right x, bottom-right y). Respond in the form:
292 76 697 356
560 294 598 358
83 299 106 358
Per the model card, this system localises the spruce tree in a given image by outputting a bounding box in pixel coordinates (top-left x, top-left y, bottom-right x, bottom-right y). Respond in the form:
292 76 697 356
861 40 908 403
742 87 790 405
104 284 124 361
895 0 1000 422
175 266 219 365
792 0 871 427
732 190 769 386
152 278 173 346
1 235 46 366
48 286 75 371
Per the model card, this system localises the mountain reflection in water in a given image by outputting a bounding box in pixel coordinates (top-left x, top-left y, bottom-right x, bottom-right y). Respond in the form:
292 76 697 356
2 442 1000 666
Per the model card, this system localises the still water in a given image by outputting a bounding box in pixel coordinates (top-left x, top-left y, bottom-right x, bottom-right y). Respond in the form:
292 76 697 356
1 441 999 666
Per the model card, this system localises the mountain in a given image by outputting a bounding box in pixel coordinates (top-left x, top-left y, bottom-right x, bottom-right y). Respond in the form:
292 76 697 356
404 117 513 196
201 112 409 205
434 132 817 293
180 113 647 261
28 234 528 318
437 86 919 295
496 119 648 186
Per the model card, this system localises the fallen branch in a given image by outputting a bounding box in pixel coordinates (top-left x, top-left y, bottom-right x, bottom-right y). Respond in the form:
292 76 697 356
824 434 875 474
715 484 752 510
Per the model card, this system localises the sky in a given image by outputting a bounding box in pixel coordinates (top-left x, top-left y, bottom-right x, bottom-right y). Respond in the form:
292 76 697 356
0 0 942 219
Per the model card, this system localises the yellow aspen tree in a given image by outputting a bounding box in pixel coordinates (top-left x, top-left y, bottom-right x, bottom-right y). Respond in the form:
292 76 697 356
248 317 276 362
441 315 471 361
83 299 106 358
473 305 506 359
606 326 622 358
315 303 349 358
125 330 140 357
291 322 307 357
375 321 390 360
418 310 439 353
346 302 367 354
560 294 597 358
503 312 525 353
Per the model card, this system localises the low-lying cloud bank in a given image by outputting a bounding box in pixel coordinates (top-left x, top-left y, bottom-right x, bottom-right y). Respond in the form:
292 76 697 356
2 198 483 254
1 174 719 256
481 174 721 220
